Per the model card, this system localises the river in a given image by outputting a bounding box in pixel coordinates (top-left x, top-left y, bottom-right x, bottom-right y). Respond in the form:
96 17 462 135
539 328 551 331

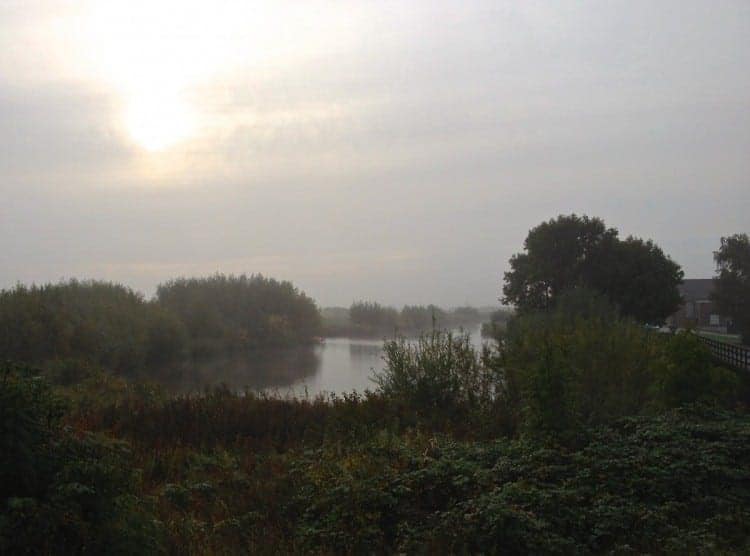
170 325 488 396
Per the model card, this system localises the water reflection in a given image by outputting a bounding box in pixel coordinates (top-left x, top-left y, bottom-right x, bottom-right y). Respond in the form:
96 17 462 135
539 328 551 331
170 347 320 394
167 325 487 396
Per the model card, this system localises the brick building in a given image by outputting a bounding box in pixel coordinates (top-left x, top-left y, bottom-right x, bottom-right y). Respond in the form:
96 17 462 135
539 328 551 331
666 278 733 332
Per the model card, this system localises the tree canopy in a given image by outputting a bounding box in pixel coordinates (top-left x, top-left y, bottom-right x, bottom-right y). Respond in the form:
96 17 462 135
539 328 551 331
156 274 321 355
0 280 187 375
502 214 683 324
711 233 750 343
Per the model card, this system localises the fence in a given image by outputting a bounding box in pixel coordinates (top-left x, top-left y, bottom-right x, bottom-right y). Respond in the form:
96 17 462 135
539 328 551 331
696 335 750 371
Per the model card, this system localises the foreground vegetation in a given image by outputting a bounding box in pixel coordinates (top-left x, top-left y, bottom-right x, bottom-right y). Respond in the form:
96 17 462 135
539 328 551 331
3 292 749 554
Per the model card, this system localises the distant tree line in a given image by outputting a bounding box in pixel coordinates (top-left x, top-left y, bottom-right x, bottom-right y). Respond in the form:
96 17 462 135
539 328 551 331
0 274 321 377
322 301 486 337
156 274 321 356
480 307 513 338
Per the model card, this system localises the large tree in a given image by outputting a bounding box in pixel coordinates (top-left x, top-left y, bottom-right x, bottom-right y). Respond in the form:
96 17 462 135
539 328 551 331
711 233 750 343
585 236 684 325
503 215 683 324
502 215 617 312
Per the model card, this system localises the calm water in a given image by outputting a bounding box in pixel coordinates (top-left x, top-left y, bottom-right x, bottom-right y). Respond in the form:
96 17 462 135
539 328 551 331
171 325 487 396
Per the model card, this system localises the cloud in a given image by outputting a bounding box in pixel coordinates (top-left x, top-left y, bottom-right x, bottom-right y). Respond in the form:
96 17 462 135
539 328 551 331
0 0 749 306
0 82 133 184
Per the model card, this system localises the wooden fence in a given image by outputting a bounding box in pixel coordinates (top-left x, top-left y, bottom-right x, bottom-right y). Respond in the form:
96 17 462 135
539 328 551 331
696 335 750 371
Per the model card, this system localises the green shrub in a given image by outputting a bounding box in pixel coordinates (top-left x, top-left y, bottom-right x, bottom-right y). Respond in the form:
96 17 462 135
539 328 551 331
0 365 162 554
498 293 659 438
374 331 507 433
653 331 741 407
287 409 750 554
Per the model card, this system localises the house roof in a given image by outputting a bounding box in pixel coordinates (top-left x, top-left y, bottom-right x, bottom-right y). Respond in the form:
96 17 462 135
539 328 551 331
679 278 714 302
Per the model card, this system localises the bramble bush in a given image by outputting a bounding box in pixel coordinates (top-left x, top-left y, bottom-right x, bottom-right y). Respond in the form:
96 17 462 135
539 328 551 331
0 364 162 555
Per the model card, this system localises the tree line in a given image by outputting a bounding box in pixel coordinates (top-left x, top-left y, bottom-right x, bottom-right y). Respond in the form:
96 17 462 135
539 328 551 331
322 301 487 337
0 274 321 377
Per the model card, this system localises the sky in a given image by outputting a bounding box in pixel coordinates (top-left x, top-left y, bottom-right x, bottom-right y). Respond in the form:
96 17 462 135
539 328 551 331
1 1 748 307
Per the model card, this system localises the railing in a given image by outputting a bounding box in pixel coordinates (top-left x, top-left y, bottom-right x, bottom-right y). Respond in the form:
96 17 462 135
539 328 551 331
696 335 750 371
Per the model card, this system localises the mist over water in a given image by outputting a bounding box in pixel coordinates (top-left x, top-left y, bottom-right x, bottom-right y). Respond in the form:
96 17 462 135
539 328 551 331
169 325 487 396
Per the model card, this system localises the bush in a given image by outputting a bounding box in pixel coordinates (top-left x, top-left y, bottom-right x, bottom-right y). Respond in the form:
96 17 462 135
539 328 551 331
498 293 659 438
653 331 741 408
289 409 750 554
374 331 509 434
0 365 162 554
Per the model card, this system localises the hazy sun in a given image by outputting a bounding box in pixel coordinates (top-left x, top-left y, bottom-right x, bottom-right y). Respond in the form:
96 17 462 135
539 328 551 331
124 93 195 152
71 1 362 153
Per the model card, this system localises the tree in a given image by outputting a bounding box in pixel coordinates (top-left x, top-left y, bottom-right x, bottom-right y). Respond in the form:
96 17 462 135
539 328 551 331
349 301 399 332
711 234 750 343
503 214 683 324
0 280 188 375
503 215 617 312
586 236 684 324
156 274 321 354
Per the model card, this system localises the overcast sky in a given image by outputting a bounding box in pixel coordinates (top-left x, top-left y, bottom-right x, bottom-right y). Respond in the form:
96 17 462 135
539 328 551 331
1 1 748 307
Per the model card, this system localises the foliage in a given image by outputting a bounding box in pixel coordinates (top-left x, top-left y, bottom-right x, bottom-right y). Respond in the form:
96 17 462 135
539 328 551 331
156 274 321 356
586 236 684 325
503 214 684 324
3 280 750 553
481 307 513 339
0 364 161 555
494 291 745 439
80 400 750 554
4 347 750 554
652 331 740 408
503 214 617 312
348 301 400 335
329 302 485 337
497 294 657 438
712 233 750 343
0 280 188 376
374 332 507 434
398 304 445 331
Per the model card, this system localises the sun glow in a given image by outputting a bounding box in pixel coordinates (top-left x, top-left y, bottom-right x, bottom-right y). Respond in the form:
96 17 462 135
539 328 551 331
124 93 196 152
62 1 363 153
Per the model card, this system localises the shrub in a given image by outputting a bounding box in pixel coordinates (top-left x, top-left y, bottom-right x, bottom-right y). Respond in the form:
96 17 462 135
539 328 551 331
652 331 741 407
498 294 659 438
0 365 162 554
374 331 508 434
288 409 750 554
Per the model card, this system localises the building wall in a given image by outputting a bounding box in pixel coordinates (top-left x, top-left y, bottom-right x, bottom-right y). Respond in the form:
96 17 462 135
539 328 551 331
667 299 732 332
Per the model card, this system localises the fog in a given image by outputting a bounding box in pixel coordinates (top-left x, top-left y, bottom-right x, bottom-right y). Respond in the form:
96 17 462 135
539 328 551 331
1 1 748 306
